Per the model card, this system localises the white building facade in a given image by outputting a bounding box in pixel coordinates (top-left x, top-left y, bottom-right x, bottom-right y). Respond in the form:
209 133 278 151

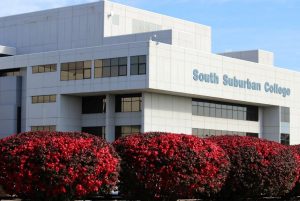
0 1 299 144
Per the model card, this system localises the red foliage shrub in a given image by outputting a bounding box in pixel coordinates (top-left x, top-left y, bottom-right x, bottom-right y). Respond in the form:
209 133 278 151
113 132 230 200
0 131 120 201
289 145 300 196
209 136 299 200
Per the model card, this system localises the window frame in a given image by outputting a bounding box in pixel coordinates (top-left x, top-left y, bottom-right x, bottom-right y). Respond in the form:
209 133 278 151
60 61 91 81
94 57 128 78
130 55 147 75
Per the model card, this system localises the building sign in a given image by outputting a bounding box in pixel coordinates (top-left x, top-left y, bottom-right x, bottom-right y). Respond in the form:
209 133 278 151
193 69 291 97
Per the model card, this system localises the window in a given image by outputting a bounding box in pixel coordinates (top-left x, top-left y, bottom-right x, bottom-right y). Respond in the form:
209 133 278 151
115 94 142 112
192 99 259 122
115 125 141 140
281 107 290 123
32 64 57 74
94 57 127 78
82 96 106 114
0 68 21 77
130 55 146 75
82 127 105 139
281 133 290 145
192 128 255 138
32 95 56 104
31 125 56 131
60 61 91 81
246 133 259 138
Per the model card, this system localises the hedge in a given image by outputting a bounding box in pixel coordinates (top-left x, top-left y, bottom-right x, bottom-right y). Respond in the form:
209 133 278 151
209 136 299 200
0 131 120 201
114 132 230 200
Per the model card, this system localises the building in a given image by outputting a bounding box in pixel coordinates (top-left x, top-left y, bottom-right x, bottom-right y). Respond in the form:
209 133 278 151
0 0 299 144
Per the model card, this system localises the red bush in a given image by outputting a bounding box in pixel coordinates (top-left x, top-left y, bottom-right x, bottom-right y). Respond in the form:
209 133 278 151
289 145 300 196
0 131 120 201
113 132 230 200
209 136 299 200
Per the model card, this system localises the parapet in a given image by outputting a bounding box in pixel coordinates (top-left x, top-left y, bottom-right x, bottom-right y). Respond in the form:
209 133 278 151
219 50 274 66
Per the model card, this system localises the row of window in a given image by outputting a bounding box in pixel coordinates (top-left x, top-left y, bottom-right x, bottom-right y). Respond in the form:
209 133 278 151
0 68 21 77
29 125 289 145
81 94 142 114
32 64 57 74
59 55 146 81
61 61 92 80
32 95 56 104
31 125 140 140
192 128 258 138
192 99 259 121
82 125 141 140
31 125 56 131
95 57 127 78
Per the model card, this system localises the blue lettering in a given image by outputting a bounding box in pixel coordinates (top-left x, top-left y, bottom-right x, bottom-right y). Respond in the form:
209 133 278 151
193 69 199 81
223 74 228 86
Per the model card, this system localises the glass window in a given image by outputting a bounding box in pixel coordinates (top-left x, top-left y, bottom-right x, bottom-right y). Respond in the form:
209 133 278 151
0 68 22 77
204 103 210 116
209 103 216 117
82 127 105 139
32 66 39 74
60 61 91 81
76 69 83 80
82 96 106 114
32 95 56 104
130 55 146 75
111 66 119 77
51 64 57 72
50 95 56 102
94 57 127 78
221 105 227 118
31 125 56 131
192 99 259 122
44 96 50 103
246 133 259 138
115 94 142 112
119 65 127 76
192 101 198 115
32 64 57 74
44 65 51 72
115 125 141 140
38 66 45 73
32 96 38 104
281 133 290 145
84 69 91 79
38 96 44 103
103 66 111 77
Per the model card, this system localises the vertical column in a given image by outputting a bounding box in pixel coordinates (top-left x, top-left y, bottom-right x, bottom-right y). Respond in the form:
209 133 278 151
105 94 115 142
262 106 280 142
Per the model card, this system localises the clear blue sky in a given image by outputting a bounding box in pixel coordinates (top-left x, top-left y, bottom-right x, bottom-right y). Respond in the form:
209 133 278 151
0 0 299 71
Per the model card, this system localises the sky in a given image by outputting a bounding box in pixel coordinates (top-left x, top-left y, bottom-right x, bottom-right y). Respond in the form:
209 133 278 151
0 0 299 71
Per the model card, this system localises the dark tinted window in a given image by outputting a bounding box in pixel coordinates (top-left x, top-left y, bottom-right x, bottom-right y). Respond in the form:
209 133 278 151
82 127 105 139
281 133 290 145
192 99 259 122
130 55 146 75
82 96 106 114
